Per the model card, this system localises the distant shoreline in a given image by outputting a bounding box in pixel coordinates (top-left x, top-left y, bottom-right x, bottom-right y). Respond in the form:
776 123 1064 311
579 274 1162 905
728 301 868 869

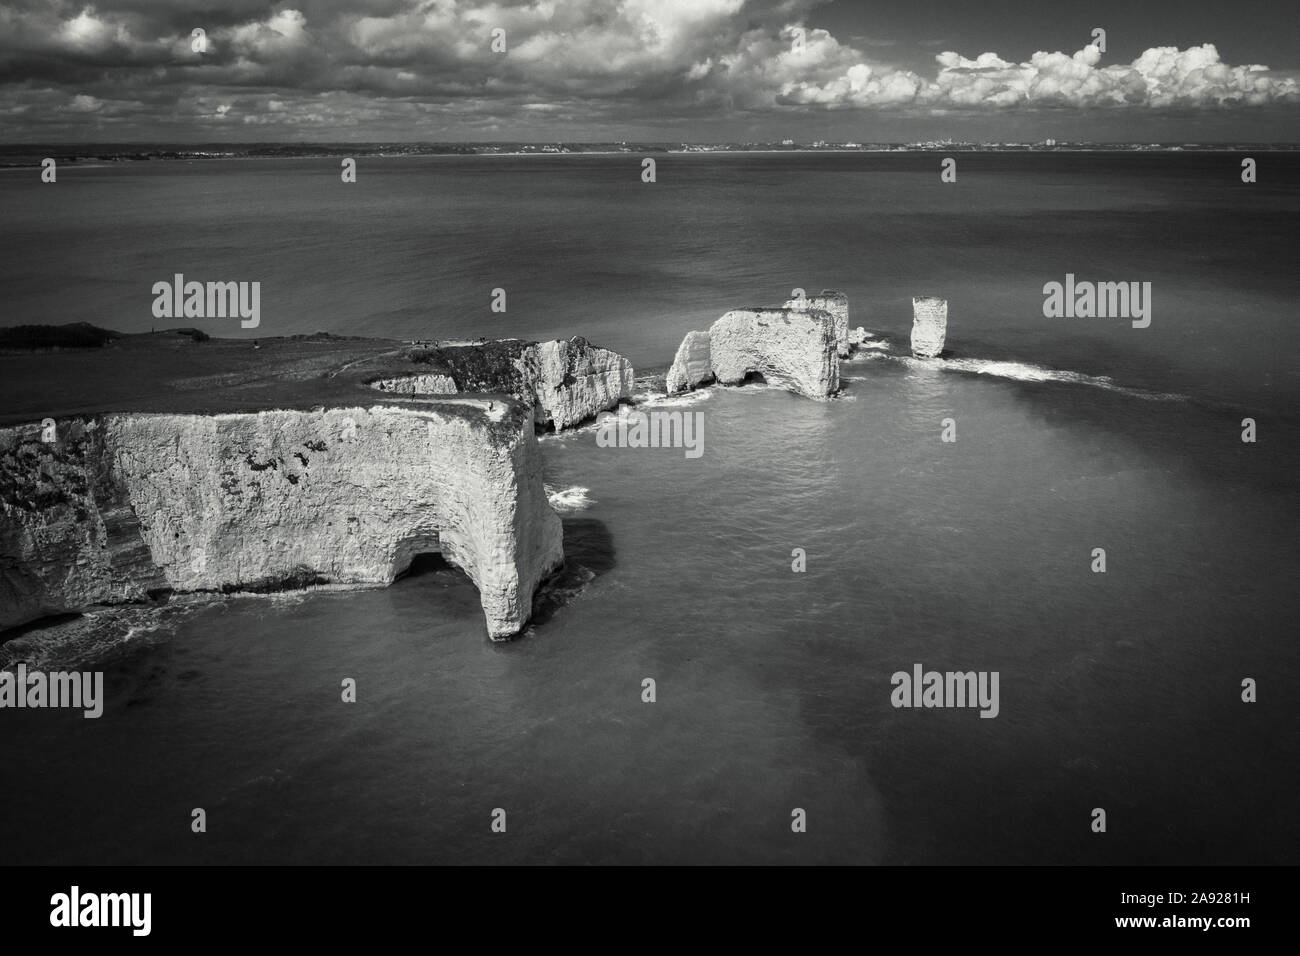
3 143 1299 168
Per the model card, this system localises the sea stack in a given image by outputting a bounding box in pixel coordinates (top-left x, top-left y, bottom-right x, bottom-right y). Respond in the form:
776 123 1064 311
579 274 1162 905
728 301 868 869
785 290 850 357
910 296 948 358
665 330 713 394
708 308 839 399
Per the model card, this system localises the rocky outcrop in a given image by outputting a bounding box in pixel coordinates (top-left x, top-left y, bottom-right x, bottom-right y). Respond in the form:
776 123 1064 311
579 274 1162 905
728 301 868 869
370 373 457 395
411 337 633 430
708 309 840 399
519 339 634 431
785 290 850 357
0 402 563 640
665 330 713 394
911 296 948 358
664 309 840 399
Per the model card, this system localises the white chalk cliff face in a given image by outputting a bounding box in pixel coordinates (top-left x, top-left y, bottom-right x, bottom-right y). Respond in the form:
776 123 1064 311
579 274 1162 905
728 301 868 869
370 373 457 395
665 330 713 394
518 339 634 431
911 297 948 358
0 403 563 640
785 290 850 357
708 309 840 399
394 338 633 431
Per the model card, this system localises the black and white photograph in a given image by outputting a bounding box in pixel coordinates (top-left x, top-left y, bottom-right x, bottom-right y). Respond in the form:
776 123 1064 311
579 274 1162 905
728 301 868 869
0 0 1295 932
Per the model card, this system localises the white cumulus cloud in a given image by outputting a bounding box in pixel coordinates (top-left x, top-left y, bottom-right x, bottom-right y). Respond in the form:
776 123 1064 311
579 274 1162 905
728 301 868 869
781 41 1299 110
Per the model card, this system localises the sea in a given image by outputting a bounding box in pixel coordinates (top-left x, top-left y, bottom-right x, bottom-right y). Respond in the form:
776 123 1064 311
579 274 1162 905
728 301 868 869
1 152 1297 864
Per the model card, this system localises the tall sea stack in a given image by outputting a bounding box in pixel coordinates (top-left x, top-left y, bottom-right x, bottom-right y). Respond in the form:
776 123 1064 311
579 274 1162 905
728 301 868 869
911 296 948 358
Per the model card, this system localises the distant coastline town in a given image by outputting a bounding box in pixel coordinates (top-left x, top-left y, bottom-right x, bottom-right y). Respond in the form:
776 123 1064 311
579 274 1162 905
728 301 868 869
2 139 1297 166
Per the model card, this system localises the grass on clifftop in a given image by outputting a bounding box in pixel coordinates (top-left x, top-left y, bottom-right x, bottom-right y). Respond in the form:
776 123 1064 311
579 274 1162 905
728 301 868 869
0 323 122 351
410 338 534 393
0 328 527 431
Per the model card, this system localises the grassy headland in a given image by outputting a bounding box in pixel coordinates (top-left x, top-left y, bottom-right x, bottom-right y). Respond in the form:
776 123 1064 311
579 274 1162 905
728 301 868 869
0 325 532 431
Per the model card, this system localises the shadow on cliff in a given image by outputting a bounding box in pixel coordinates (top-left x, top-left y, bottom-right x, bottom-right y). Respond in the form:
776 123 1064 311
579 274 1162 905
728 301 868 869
526 517 616 631
394 552 457 580
390 518 616 636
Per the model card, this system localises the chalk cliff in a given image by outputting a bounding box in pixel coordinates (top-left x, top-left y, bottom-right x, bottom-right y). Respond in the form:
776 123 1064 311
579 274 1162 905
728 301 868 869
0 401 563 640
407 337 633 430
709 309 840 399
785 290 850 357
370 373 457 395
665 330 713 394
911 296 948 358
520 338 634 431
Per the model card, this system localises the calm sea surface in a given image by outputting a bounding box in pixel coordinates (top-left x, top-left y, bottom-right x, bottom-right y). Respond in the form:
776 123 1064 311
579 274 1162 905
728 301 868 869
1 153 1297 864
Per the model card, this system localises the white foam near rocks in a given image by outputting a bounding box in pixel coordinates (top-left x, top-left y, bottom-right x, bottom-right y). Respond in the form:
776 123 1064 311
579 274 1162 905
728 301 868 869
545 484 596 513
635 388 714 408
886 354 1188 401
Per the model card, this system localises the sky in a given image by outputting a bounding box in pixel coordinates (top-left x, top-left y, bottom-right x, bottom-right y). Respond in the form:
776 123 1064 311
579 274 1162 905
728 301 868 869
1 0 1298 143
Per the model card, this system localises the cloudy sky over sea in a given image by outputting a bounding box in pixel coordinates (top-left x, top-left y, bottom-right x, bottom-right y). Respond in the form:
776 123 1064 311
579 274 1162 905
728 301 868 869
1 0 1297 143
